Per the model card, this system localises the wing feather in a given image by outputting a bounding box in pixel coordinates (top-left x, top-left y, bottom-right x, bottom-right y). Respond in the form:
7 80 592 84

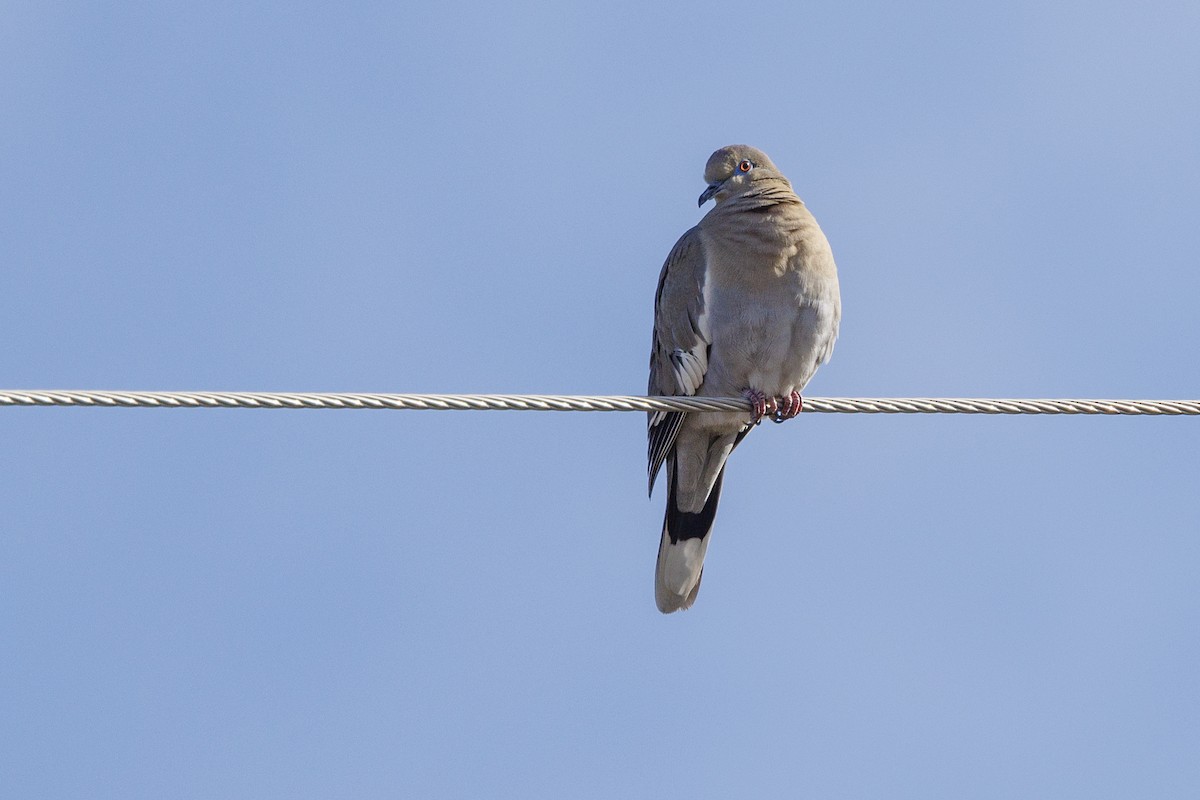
647 228 710 495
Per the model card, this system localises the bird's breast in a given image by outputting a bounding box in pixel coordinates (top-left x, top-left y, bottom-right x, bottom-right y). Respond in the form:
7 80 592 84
701 248 838 398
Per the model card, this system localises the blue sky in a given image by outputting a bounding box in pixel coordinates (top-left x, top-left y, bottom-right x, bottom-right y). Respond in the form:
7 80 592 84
3 2 1199 797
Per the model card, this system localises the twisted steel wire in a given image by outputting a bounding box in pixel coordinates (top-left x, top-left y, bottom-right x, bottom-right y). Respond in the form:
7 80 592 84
0 390 1197 415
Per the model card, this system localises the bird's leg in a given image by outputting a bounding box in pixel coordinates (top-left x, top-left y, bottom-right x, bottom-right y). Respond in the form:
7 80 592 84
742 388 777 424
772 390 803 423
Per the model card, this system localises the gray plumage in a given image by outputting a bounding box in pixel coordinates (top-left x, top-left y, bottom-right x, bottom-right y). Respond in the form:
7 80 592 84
648 145 841 613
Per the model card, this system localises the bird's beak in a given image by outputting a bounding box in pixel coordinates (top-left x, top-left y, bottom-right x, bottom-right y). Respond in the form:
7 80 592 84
698 182 721 207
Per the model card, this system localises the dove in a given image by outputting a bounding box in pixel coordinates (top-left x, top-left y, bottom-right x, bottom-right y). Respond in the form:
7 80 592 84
647 145 841 612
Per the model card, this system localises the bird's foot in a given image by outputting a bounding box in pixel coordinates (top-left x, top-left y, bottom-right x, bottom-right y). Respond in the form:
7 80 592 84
742 388 777 424
772 391 803 423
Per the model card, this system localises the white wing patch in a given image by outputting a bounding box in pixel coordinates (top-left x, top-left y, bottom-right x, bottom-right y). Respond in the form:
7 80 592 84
670 347 707 396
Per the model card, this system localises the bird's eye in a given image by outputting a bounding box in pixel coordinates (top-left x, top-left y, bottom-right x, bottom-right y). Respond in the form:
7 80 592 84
738 160 753 173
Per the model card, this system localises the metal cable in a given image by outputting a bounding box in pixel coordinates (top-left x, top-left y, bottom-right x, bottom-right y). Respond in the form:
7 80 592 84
0 390 1197 415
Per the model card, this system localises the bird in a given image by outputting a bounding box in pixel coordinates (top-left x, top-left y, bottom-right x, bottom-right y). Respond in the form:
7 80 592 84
647 145 841 613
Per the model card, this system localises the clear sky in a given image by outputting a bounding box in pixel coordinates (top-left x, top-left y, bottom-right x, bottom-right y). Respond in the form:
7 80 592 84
3 2 1199 797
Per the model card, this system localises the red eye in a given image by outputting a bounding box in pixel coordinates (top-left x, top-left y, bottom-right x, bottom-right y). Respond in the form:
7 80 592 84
738 159 753 172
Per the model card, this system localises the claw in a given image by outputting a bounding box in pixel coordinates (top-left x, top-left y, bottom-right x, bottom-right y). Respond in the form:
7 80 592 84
742 388 772 424
772 391 803 423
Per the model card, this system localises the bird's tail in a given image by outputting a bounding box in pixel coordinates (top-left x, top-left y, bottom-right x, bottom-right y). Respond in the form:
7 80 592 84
654 464 726 613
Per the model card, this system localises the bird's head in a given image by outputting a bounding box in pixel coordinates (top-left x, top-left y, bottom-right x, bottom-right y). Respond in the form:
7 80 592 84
698 145 787 207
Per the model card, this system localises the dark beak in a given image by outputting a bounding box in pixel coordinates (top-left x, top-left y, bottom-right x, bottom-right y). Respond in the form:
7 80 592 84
698 182 721 207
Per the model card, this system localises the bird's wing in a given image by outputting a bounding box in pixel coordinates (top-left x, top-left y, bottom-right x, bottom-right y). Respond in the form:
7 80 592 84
647 227 710 495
